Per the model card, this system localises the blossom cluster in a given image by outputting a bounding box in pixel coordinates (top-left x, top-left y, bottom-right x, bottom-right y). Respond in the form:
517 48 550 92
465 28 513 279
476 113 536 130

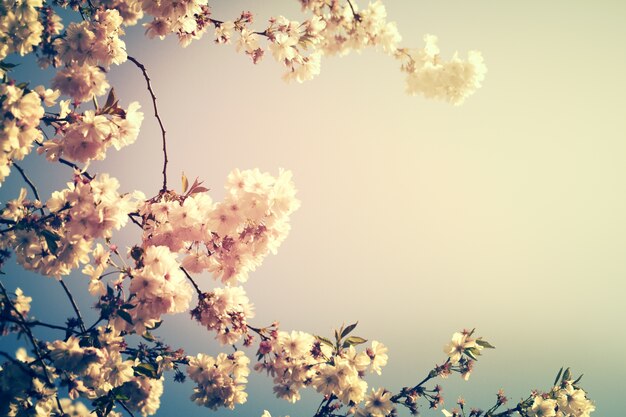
0 0 44 62
39 94 144 165
114 245 194 334
0 173 142 277
0 81 54 184
50 8 127 102
398 35 487 105
191 285 255 345
254 326 388 406
140 168 300 285
186 351 250 410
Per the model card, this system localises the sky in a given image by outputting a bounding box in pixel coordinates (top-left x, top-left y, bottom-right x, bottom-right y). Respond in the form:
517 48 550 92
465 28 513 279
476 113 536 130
1 1 625 416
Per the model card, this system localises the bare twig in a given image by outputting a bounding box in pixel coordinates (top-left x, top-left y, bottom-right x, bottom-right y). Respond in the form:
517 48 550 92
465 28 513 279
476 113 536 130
59 278 87 333
180 266 202 295
127 55 169 192
117 400 137 417
12 163 45 216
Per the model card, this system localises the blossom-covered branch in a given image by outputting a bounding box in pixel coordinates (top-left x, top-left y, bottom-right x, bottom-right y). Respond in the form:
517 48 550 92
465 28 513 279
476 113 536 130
0 1 594 417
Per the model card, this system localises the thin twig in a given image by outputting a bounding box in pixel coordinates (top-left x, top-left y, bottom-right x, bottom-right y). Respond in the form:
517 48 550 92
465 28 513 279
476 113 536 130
127 55 169 192
180 266 202 295
0 350 41 378
3 316 79 334
12 163 45 216
58 157 94 179
117 400 137 417
346 0 360 20
59 278 87 333
128 213 143 228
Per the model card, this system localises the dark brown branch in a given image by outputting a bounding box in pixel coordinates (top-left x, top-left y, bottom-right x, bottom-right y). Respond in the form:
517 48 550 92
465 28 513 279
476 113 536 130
58 157 94 180
127 55 169 192
59 278 87 333
12 163 44 216
180 266 202 295
117 400 137 417
3 316 79 334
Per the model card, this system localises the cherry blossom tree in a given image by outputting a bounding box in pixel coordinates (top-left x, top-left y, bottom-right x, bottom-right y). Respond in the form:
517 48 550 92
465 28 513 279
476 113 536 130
0 1 595 417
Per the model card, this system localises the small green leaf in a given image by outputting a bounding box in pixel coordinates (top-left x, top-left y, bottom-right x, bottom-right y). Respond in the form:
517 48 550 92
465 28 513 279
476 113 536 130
341 322 358 338
142 331 156 342
315 335 334 347
41 229 61 255
465 347 481 360
553 367 564 386
476 339 496 349
0 62 19 69
573 373 584 385
562 367 571 382
117 310 133 325
146 320 162 330
121 303 136 310
134 362 157 378
343 336 367 348
334 328 340 343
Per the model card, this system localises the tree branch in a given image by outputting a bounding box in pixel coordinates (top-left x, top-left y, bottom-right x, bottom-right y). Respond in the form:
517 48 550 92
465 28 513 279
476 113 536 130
12 163 45 216
59 278 87 333
127 55 169 192
180 266 202 295
0 281 66 414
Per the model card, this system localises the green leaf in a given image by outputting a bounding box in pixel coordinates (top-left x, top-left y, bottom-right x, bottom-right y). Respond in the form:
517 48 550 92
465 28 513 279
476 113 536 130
334 328 340 343
103 88 117 109
142 331 156 342
342 336 367 348
41 229 61 255
573 373 584 385
121 303 136 310
117 310 133 325
134 362 157 378
114 393 129 401
465 347 481 360
315 335 334 347
146 320 162 330
341 322 358 338
476 339 496 349
0 62 19 69
553 367 564 386
562 367 571 382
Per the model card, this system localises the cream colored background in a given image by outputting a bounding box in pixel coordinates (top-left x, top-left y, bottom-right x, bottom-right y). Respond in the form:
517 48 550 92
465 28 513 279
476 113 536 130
2 1 625 415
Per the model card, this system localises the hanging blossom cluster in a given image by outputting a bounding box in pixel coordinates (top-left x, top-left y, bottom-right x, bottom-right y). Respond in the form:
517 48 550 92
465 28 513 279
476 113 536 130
139 168 300 285
190 285 255 346
186 351 250 410
0 173 142 277
50 8 127 102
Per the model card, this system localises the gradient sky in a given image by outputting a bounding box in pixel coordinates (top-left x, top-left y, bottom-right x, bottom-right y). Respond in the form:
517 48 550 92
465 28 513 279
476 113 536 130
2 1 625 416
